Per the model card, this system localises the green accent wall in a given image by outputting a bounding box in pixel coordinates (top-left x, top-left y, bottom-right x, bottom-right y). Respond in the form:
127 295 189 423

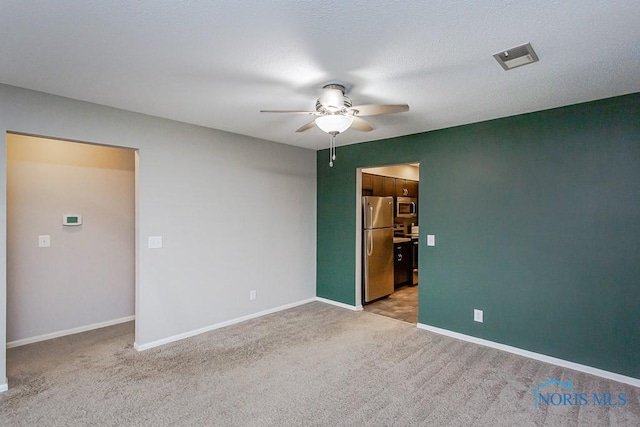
316 93 640 379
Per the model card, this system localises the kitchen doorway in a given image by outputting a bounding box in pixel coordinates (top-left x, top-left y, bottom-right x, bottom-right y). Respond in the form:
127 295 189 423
358 163 419 324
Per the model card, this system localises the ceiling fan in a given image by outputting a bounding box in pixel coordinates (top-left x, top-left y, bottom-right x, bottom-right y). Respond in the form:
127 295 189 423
260 84 409 167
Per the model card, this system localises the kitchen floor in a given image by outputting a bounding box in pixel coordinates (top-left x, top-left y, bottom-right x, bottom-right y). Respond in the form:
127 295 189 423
363 285 418 324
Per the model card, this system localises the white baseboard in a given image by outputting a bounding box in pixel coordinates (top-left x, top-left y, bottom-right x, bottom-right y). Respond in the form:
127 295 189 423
134 297 316 352
0 378 7 393
417 323 640 388
6 315 135 349
315 297 362 311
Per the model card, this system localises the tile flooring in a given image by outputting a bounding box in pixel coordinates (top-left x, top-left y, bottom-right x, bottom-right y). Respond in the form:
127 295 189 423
363 285 418 324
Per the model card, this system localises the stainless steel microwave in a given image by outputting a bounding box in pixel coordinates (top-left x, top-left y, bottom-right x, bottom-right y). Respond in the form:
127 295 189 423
396 197 417 218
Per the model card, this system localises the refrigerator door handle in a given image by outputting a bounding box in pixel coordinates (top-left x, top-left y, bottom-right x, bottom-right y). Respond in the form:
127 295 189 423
364 202 373 257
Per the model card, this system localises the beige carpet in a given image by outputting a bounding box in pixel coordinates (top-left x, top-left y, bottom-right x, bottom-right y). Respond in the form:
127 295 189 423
1 302 638 426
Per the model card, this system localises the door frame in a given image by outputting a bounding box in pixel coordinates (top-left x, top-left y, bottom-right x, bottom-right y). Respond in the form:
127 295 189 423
354 168 364 309
355 163 420 309
4 132 139 348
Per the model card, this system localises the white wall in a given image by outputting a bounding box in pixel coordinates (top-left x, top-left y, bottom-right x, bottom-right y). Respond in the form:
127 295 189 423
0 84 317 390
6 134 135 343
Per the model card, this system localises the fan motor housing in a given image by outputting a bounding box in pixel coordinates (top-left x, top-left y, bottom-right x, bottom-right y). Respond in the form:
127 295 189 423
316 96 352 113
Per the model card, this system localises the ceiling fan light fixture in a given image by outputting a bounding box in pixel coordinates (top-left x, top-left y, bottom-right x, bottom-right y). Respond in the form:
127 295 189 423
259 81 409 167
315 115 353 134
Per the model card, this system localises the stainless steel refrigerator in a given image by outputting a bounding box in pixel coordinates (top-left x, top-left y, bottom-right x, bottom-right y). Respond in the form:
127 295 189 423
362 196 394 303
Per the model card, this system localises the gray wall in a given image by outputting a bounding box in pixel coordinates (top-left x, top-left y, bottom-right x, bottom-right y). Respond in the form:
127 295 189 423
7 134 135 343
0 84 317 389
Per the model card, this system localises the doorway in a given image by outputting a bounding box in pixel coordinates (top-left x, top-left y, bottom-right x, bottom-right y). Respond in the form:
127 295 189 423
358 163 419 324
6 133 137 348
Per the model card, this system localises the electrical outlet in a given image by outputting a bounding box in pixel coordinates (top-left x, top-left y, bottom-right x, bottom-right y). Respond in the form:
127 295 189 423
249 290 256 301
474 309 484 323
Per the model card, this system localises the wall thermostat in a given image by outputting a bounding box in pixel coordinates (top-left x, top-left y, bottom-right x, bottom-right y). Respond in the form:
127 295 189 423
63 214 82 226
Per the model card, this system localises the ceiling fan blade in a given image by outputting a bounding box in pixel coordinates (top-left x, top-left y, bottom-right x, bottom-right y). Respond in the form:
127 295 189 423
349 104 409 116
260 109 317 115
350 117 374 132
295 120 317 132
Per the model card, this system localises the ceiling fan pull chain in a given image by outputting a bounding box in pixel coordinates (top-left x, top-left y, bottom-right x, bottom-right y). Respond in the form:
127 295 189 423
329 131 339 167
332 137 337 161
329 133 334 167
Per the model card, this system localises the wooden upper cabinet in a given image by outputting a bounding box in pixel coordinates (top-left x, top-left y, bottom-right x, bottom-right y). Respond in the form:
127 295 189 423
383 177 395 196
363 173 418 198
395 179 408 197
406 180 418 198
362 173 373 191
371 175 384 196
395 178 418 197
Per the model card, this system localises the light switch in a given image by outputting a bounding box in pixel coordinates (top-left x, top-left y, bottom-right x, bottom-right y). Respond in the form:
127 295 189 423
427 234 436 246
38 235 51 248
148 236 163 249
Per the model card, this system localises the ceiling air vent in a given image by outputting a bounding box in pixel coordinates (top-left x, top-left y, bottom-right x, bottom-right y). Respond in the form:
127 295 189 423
493 43 539 70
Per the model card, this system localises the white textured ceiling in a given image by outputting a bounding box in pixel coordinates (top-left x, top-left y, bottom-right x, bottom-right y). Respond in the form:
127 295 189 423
1 1 639 150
